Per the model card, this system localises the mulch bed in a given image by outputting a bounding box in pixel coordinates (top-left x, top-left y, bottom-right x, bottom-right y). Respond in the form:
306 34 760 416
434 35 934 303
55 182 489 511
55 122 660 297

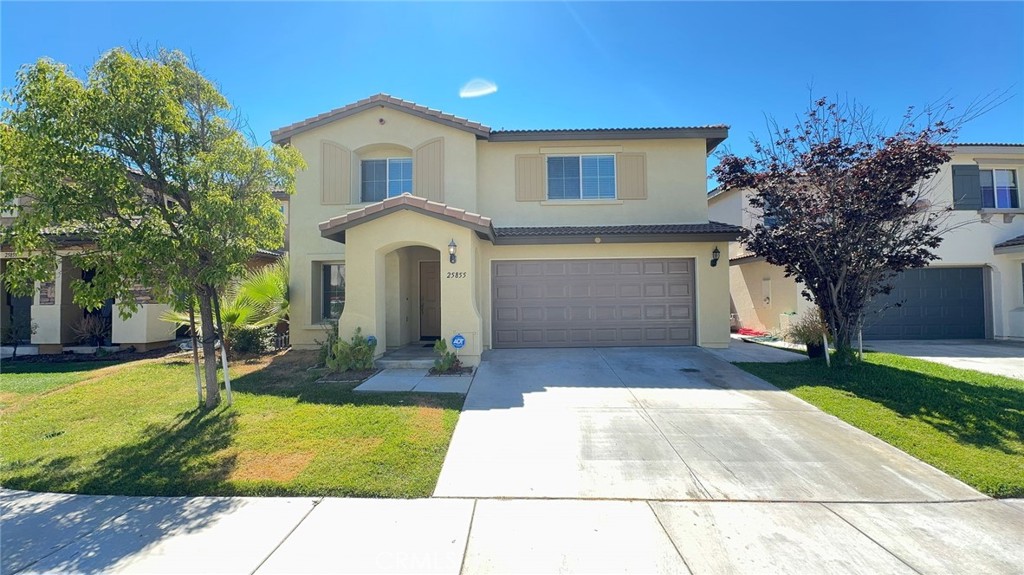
314 368 381 383
4 345 182 364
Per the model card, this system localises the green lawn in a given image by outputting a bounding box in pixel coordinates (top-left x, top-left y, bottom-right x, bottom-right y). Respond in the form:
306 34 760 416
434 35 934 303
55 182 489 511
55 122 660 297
737 352 1024 498
0 351 463 497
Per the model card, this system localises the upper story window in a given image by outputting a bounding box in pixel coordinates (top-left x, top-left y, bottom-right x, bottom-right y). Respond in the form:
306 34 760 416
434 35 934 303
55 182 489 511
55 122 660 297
980 169 1019 209
547 155 616 200
361 158 412 202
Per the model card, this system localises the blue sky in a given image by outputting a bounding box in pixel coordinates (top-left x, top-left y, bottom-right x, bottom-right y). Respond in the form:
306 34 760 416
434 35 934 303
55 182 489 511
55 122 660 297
3 1 1023 171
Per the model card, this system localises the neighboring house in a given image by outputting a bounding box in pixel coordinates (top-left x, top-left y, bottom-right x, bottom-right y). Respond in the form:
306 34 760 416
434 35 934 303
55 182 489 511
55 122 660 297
708 144 1024 341
274 94 741 366
1 196 289 355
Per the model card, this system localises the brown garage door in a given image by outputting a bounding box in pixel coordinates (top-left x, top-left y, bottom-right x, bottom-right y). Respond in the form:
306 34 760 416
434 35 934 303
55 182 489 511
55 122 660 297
492 258 695 348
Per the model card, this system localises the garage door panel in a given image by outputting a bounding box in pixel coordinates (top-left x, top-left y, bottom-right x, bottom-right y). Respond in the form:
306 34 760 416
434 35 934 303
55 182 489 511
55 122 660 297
492 258 696 348
620 284 642 298
864 267 985 340
667 260 691 274
644 284 666 297
619 262 642 275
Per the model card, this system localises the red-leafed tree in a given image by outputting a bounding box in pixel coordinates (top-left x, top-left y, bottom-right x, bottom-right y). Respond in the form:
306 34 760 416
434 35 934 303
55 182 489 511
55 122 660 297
713 97 963 364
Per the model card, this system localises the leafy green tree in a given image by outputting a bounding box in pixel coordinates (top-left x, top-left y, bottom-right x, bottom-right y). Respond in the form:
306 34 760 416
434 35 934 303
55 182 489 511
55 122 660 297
1 49 303 406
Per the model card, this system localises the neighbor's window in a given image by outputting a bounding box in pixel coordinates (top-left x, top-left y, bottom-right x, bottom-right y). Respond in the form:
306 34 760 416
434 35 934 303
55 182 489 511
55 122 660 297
361 158 412 202
980 169 1020 209
547 155 616 200
322 264 345 321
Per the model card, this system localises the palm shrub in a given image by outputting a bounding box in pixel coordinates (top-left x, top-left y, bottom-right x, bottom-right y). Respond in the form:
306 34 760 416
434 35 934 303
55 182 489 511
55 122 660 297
161 256 289 354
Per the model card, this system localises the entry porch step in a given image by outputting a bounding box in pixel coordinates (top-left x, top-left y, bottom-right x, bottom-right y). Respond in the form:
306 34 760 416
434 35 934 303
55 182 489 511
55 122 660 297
376 342 437 369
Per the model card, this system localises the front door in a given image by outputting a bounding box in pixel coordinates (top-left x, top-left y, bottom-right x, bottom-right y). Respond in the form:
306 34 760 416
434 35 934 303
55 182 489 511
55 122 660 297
419 261 441 339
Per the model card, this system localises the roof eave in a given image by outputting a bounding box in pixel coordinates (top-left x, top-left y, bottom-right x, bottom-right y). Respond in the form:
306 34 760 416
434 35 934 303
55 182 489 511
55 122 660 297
493 231 741 245
319 203 496 244
271 98 491 144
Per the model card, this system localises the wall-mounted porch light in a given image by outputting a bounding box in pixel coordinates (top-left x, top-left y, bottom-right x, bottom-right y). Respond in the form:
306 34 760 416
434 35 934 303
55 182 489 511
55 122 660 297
710 246 721 267
448 239 458 264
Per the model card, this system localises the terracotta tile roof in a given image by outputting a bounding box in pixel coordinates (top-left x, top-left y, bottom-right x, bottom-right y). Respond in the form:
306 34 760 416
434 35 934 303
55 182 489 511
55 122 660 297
271 94 729 150
995 233 1024 250
493 222 743 237
489 126 730 153
272 94 491 143
491 125 728 135
319 194 494 242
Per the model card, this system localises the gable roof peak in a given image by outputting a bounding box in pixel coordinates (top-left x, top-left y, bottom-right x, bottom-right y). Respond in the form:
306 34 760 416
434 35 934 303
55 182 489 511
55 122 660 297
271 93 491 143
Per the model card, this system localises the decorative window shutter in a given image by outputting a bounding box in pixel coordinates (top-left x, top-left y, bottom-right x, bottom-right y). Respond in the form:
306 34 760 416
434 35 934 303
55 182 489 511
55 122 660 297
616 153 647 199
515 154 545 201
321 141 351 205
413 138 445 202
951 164 981 210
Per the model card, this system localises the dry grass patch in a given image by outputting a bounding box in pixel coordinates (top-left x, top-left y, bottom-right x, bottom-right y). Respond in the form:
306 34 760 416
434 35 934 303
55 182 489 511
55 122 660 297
229 451 317 482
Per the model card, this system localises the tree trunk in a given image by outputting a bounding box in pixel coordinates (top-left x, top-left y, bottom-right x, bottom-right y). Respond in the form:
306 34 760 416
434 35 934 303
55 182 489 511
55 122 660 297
197 286 220 408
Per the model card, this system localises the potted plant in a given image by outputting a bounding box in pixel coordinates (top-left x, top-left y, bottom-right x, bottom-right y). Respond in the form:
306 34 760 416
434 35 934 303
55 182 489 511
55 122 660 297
786 311 830 359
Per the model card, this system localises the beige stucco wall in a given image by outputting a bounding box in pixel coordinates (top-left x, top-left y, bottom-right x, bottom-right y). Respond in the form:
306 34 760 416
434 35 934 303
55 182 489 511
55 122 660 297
286 108 481 347
322 209 732 364
111 303 176 347
30 257 82 346
729 259 813 334
338 210 485 365
477 139 710 227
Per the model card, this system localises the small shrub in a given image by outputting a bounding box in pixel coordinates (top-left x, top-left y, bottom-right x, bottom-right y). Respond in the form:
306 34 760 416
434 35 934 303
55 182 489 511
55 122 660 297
2 317 36 346
786 311 830 344
314 323 339 367
326 327 377 372
70 315 110 346
233 326 272 354
432 337 462 374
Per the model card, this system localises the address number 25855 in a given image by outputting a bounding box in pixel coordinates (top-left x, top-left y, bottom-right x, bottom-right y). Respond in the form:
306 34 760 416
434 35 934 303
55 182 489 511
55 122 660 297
446 272 467 279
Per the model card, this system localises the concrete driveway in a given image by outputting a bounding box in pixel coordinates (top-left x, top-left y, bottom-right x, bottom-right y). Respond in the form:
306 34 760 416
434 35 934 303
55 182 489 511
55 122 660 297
434 347 981 501
865 339 1024 380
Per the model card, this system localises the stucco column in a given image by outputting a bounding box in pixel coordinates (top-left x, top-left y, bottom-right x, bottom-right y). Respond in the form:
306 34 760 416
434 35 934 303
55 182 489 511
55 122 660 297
439 227 483 365
31 256 80 352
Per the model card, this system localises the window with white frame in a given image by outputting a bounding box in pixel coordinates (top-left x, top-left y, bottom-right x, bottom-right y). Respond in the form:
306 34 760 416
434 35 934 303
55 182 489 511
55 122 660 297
361 158 412 202
547 155 616 200
321 263 345 321
980 169 1020 209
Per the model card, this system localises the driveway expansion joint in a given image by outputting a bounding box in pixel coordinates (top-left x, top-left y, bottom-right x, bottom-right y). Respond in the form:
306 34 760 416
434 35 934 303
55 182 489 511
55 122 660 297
820 502 927 575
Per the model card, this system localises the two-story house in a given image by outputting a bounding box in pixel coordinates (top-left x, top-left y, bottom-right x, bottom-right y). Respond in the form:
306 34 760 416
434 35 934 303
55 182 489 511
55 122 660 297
708 144 1024 341
274 94 742 366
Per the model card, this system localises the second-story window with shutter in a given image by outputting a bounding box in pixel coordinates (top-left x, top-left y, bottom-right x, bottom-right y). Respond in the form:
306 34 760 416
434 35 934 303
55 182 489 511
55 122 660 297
546 155 616 200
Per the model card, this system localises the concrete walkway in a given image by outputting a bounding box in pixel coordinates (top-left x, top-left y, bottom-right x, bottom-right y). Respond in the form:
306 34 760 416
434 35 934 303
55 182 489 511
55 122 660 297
353 368 472 393
4 489 1022 574
864 339 1024 380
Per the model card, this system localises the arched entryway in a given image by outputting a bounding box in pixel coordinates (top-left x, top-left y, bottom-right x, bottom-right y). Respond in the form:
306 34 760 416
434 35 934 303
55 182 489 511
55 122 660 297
383 245 442 350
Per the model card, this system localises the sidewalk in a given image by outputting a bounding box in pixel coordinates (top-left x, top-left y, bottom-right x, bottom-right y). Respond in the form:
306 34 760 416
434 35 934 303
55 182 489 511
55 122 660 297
4 489 1023 574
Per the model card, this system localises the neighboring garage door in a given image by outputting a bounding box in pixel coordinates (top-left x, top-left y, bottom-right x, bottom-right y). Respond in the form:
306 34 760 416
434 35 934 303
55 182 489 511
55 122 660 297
491 258 695 348
863 267 986 340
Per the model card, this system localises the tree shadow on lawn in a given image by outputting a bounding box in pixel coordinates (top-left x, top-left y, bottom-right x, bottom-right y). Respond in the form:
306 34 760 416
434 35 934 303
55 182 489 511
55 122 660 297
4 407 239 496
1 409 242 575
227 350 465 411
754 358 1024 455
